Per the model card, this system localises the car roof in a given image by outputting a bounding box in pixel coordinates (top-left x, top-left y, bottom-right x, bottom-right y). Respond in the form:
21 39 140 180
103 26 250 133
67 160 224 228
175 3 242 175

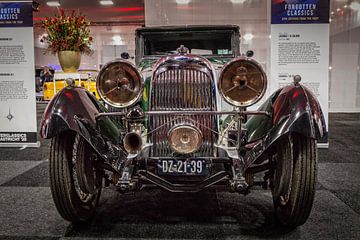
136 25 240 35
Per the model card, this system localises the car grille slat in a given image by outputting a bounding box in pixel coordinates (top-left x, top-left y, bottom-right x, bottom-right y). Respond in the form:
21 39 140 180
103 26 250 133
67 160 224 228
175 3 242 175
150 63 216 157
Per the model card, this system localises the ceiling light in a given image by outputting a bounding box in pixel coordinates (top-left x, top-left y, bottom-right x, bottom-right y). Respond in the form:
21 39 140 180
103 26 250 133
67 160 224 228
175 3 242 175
230 0 247 3
112 35 122 41
112 35 124 45
100 0 114 5
176 0 191 4
350 2 360 11
243 33 253 41
46 1 61 7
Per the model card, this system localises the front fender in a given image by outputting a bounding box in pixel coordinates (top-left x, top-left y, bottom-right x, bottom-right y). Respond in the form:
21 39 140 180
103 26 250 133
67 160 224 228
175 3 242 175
270 84 326 141
244 83 326 169
40 87 123 160
246 83 326 144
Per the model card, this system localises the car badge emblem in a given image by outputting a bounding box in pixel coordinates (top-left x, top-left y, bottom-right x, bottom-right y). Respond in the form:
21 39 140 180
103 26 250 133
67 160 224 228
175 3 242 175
177 45 189 55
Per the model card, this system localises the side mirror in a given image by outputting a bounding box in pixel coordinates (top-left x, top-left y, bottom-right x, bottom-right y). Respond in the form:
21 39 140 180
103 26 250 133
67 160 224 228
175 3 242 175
246 50 254 58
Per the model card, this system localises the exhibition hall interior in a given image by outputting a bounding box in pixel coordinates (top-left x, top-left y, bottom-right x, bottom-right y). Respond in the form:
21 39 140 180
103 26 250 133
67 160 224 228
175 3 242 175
0 0 359 239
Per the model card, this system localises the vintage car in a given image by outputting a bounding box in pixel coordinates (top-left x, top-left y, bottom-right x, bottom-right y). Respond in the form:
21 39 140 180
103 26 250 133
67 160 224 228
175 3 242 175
40 25 326 228
42 69 100 101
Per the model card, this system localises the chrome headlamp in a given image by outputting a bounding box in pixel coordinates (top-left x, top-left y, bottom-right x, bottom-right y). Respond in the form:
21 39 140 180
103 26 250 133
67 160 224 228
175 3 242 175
96 60 143 108
218 57 267 107
168 125 203 154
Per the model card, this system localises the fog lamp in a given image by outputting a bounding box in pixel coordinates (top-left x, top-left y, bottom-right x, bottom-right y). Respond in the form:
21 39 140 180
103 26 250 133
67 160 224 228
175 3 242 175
168 125 202 154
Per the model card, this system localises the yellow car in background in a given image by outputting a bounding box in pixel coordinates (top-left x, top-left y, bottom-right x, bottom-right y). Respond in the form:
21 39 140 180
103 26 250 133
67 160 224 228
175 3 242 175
43 70 100 101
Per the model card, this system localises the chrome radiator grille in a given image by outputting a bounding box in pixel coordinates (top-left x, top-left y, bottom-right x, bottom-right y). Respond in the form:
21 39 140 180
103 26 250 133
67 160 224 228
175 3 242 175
150 65 217 157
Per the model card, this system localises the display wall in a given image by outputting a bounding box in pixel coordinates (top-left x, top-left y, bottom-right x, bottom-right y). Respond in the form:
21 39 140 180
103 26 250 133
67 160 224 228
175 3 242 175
145 0 269 70
34 25 140 69
329 27 360 112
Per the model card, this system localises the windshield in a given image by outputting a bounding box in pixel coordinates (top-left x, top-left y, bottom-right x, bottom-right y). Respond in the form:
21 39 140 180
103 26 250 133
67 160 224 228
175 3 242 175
143 30 234 57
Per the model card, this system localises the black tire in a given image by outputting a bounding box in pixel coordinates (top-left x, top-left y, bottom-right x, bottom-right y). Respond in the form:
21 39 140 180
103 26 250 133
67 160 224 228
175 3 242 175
49 131 101 223
271 133 317 228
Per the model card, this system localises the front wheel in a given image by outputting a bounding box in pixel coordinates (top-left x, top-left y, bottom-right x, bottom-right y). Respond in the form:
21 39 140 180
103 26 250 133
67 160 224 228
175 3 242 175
49 131 102 223
271 133 317 228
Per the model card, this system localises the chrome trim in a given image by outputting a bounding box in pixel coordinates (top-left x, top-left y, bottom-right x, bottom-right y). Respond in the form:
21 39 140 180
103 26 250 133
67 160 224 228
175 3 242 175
168 124 203 154
96 110 270 118
137 170 229 193
149 54 217 157
218 57 267 107
96 59 144 108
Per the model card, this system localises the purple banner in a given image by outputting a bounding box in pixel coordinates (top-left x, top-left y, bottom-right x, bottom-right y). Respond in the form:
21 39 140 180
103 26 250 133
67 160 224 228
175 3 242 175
0 1 33 28
271 0 330 24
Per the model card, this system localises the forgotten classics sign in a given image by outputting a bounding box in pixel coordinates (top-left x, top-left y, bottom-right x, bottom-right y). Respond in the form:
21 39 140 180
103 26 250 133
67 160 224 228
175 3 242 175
0 1 33 27
271 0 330 24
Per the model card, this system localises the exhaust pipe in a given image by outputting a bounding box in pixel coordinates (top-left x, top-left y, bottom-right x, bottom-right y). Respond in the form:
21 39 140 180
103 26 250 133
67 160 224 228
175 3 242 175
124 132 142 154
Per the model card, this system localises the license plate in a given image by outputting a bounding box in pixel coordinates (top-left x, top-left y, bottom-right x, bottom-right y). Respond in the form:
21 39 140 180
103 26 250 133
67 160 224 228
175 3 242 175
158 159 207 176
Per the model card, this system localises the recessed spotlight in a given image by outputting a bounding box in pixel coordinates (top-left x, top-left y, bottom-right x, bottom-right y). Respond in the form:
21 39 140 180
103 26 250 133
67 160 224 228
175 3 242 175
176 0 191 4
46 1 61 7
243 33 253 41
113 35 124 45
113 35 122 41
100 0 114 5
230 0 247 3
350 2 360 11
336 8 341 12
328 66 332 70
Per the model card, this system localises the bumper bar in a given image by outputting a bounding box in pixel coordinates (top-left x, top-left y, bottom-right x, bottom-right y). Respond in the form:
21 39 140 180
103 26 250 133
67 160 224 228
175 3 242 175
137 170 229 193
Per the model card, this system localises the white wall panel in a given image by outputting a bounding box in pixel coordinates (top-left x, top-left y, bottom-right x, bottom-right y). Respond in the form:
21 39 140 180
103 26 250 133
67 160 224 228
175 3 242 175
145 0 269 67
330 43 359 112
34 25 139 70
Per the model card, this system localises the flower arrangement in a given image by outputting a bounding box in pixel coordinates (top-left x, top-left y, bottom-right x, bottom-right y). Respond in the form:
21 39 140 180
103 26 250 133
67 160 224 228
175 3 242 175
40 9 93 55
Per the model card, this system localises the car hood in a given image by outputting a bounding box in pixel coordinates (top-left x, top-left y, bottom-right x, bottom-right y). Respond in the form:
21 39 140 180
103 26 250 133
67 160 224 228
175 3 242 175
137 57 233 76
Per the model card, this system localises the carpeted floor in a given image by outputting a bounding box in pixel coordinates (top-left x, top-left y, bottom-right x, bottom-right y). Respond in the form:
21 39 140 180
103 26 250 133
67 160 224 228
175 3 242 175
0 103 359 239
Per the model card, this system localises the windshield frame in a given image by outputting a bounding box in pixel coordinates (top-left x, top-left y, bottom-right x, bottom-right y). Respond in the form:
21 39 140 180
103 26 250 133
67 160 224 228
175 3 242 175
135 26 240 65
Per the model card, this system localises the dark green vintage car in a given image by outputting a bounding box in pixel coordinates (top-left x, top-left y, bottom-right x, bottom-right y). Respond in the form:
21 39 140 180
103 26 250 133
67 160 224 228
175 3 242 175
41 25 326 227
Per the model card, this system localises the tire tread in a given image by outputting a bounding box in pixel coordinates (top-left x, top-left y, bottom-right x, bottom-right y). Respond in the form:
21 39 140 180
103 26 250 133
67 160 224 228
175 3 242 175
49 132 100 223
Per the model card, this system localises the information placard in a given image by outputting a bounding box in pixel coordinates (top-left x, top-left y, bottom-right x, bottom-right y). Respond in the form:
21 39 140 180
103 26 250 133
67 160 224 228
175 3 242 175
270 0 329 146
0 1 38 147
